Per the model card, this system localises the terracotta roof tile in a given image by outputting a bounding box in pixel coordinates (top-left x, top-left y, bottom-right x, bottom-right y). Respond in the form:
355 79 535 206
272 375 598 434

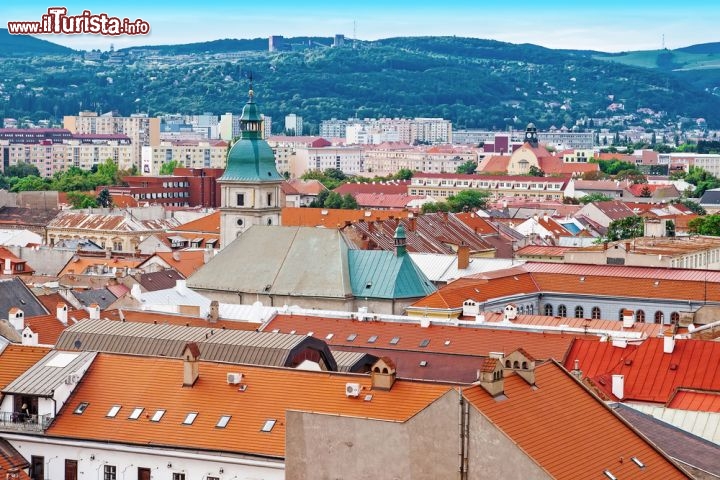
59 257 143 276
464 362 688 479
0 344 52 389
0 438 30 480
171 212 220 234
46 353 452 457
667 389 720 412
280 207 410 228
154 251 207 278
25 309 89 345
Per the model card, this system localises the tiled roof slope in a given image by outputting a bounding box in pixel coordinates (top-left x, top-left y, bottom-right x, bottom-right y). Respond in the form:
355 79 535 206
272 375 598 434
0 438 30 480
136 269 185 291
0 344 51 388
265 314 583 361
171 211 220 233
668 389 720 412
281 207 410 228
565 338 720 403
463 362 688 479
46 353 452 457
25 308 89 345
155 250 206 277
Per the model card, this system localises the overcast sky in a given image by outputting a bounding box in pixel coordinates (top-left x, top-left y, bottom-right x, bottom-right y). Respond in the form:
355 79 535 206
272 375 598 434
3 0 716 52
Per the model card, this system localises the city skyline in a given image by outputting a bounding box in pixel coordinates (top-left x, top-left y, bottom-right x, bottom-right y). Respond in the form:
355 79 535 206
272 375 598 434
2 0 718 53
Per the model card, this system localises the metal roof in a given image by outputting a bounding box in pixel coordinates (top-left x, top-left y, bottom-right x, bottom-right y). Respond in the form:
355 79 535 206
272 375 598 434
3 350 96 396
522 261 720 282
330 350 378 373
626 403 720 445
55 319 337 370
348 250 436 299
72 288 117 309
0 277 48 318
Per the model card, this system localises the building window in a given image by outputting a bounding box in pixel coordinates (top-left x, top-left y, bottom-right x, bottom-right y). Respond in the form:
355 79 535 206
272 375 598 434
113 241 122 251
575 306 584 319
670 312 680 324
236 193 245 206
618 309 624 321
172 474 185 480
592 307 601 319
636 310 645 323
558 305 567 317
544 304 553 316
267 193 272 206
655 311 665 324
15 263 23 272
104 465 117 480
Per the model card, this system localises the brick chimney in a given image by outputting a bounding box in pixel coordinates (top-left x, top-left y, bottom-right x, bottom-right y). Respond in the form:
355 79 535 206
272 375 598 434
408 215 416 232
371 357 397 391
457 243 470 270
182 342 201 387
208 300 219 323
477 358 504 397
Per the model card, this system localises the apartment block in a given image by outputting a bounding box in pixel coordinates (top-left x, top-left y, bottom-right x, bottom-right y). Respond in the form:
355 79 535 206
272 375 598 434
140 140 228 175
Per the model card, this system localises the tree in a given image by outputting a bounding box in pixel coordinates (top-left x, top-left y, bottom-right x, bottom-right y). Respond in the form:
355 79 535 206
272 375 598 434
671 198 706 215
10 176 49 192
446 189 489 212
323 191 343 209
421 201 450 213
95 158 119 185
96 188 113 208
393 168 414 180
578 192 614 204
456 161 477 175
665 219 676 237
688 215 720 236
66 191 98 209
528 165 545 177
341 193 358 209
639 185 652 198
160 160 181 175
5 162 40 178
606 216 644 241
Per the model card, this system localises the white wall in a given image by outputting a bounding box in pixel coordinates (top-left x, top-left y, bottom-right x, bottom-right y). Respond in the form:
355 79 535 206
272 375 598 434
6 434 284 480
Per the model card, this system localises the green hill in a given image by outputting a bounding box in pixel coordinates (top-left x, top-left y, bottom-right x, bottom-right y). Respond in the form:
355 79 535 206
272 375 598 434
0 28 76 56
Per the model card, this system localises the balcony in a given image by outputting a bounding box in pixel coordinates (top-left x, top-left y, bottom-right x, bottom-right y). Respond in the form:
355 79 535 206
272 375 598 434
0 411 52 432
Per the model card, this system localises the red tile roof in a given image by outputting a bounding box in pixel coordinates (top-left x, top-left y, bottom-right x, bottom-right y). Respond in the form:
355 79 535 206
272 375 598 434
280 207 410 228
155 250 207 277
172 211 220 234
0 344 51 388
285 179 327 195
25 309 89 345
334 181 410 196
46 353 453 457
464 361 688 479
564 337 720 404
265 314 583 362
454 212 497 235
667 389 720 412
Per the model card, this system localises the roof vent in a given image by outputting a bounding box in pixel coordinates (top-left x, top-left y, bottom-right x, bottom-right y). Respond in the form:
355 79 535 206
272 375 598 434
227 372 242 385
345 382 361 397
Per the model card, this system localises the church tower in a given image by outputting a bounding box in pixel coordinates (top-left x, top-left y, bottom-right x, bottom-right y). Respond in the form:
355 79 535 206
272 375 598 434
524 122 539 148
219 85 283 248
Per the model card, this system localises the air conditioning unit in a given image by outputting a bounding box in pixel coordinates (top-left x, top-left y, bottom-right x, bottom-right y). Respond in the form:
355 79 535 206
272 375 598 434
345 382 361 398
65 373 79 385
227 372 242 385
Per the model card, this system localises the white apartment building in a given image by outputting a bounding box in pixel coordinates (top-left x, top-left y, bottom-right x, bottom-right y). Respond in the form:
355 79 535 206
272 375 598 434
362 146 477 176
291 145 363 177
320 118 349 138
284 114 303 136
140 140 228 175
323 117 452 145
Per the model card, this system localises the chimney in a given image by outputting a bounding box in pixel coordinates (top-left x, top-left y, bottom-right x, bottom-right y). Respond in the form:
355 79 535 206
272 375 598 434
543 213 549 223
457 243 470 270
503 304 517 322
203 245 213 264
56 302 68 325
8 308 24 330
21 326 38 346
88 303 101 320
571 359 583 380
611 374 624 399
105 248 112 259
603 241 609 251
182 342 201 387
209 300 219 323
420 317 430 328
3 258 11 275
408 215 416 232
130 283 142 299
663 332 675 354
625 241 631 252
622 309 635 328
371 357 397 391
172 251 181 262
477 358 504 397
176 279 188 295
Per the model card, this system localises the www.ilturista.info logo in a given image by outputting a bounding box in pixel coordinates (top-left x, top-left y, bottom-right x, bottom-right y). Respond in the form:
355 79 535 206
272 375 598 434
7 7 150 36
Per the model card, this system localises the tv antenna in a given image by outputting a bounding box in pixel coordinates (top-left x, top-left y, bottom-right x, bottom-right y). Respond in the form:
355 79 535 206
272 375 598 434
353 20 357 49
662 33 665 50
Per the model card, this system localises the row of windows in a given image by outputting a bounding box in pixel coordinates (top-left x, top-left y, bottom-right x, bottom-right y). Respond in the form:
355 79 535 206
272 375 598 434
135 192 189 200
542 304 680 324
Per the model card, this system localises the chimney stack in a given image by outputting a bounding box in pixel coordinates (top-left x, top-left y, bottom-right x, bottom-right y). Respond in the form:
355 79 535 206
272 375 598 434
611 374 624 399
88 303 101 320
571 359 583 380
477 358 504 397
209 300 219 323
457 243 470 270
663 332 676 354
370 357 397 391
56 302 68 326
8 308 24 330
622 309 635 329
21 326 38 346
182 342 201 387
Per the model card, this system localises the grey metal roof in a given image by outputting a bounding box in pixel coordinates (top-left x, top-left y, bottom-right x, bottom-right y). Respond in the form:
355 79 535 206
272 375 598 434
3 350 97 396
55 319 337 370
72 288 117 309
187 226 353 298
0 277 48 318
331 350 378 373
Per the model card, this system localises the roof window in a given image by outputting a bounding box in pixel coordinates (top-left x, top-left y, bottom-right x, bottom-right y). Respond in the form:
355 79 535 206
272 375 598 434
150 409 165 422
129 407 144 420
389 337 400 345
261 419 276 432
216 415 231 428
106 405 121 418
183 412 198 425
74 402 89 415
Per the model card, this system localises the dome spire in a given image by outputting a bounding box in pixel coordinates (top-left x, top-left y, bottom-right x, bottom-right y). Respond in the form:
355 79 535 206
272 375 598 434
240 73 262 140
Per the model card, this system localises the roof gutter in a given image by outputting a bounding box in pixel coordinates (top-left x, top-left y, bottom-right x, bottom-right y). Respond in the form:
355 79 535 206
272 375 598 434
0 433 285 470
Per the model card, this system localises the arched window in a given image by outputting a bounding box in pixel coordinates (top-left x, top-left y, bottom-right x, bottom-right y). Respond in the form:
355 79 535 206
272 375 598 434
505 360 511 368
592 307 601 319
618 309 624 321
575 306 584 319
558 305 567 318
636 310 645 323
544 304 553 316
671 312 680 324
655 311 665 324
522 362 528 370
519 305 525 314
528 304 534 314
513 361 520 369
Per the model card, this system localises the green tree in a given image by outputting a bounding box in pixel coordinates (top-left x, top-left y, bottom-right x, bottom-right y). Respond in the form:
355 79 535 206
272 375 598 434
456 161 477 174
665 219 676 237
393 168 414 180
67 191 98 209
324 191 343 209
421 201 450 213
528 165 545 177
160 160 181 175
341 193 358 210
5 162 40 178
309 190 330 208
606 216 644 241
96 188 113 208
578 192 614 204
10 176 49 192
671 198 706 215
446 189 490 212
94 158 119 185
688 215 720 236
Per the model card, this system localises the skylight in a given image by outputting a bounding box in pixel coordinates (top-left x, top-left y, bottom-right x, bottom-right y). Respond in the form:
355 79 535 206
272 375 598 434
183 412 198 425
389 337 400 345
46 352 79 368
74 402 89 414
261 419 276 432
347 333 357 342
150 409 165 422
603 470 617 480
216 415 231 428
419 339 430 347
631 457 645 469
129 407 144 420
368 335 378 343
106 405 121 418
325 333 334 340
419 360 428 367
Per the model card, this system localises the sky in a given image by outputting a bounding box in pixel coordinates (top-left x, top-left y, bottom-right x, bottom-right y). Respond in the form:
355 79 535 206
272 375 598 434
2 1 718 53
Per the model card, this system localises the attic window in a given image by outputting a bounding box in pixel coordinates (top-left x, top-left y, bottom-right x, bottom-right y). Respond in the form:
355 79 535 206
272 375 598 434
325 333 334 340
389 337 400 345
365 282 372 289
419 339 430 348
367 335 378 344
444 340 451 346
216 415 231 428
128 407 144 420
261 419 276 432
150 409 165 422
183 412 198 425
106 405 121 418
74 402 89 415
347 333 357 342
631 457 645 469
603 470 617 480
419 360 428 367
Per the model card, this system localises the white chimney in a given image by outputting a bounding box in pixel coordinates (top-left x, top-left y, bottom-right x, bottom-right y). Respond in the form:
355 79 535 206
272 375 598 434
663 333 676 354
88 303 101 320
21 326 38 346
622 309 635 329
131 284 142 299
9 308 24 330
611 374 624 399
56 302 68 325
176 279 188 295
3 258 11 275
503 304 517 322
420 317 430 328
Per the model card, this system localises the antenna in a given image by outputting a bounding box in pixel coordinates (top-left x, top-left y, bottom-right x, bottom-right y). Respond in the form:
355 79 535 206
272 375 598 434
662 33 665 50
353 20 357 49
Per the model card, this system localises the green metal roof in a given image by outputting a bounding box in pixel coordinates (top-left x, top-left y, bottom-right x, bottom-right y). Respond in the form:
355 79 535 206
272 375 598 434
348 249 437 299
